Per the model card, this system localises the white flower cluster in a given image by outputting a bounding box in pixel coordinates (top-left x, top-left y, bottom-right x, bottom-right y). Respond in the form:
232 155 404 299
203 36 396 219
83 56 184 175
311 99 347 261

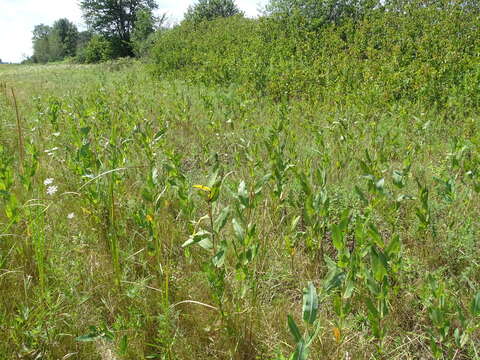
44 178 58 195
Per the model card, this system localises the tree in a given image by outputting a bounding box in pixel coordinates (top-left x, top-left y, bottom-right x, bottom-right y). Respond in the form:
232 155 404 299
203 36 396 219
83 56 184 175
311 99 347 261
31 20 79 63
51 18 79 58
184 0 243 24
131 8 166 57
32 24 52 63
80 0 158 57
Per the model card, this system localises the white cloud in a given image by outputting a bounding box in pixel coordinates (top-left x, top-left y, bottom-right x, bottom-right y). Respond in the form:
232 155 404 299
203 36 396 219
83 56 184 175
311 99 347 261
0 0 267 63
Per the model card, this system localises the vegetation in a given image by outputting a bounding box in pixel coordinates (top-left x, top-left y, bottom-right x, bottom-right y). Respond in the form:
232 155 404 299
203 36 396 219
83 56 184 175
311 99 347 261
1 0 480 358
80 0 159 57
184 0 243 24
30 19 80 63
27 0 161 64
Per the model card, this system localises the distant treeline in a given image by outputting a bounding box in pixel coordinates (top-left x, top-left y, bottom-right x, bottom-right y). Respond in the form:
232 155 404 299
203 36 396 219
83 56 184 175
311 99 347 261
26 0 162 64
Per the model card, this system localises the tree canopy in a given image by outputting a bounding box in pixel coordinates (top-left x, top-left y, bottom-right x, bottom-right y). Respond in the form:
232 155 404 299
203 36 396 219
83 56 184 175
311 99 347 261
51 18 79 58
184 0 243 24
80 0 158 57
31 19 79 63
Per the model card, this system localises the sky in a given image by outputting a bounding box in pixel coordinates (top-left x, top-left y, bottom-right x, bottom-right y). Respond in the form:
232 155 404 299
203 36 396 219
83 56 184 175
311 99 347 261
0 0 266 63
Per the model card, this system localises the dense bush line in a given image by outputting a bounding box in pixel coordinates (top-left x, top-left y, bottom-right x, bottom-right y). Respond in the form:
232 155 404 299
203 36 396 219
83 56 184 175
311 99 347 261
150 1 480 107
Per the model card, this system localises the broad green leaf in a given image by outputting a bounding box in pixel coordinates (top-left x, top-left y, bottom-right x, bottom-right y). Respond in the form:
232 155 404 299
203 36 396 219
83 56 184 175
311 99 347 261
80 126 91 137
287 315 302 343
323 270 345 293
247 223 256 238
370 246 388 282
392 170 404 188
368 223 384 248
237 180 249 209
232 218 245 241
386 234 401 258
370 247 388 282
343 279 355 299
302 282 319 324
212 249 225 267
324 254 337 271
141 188 153 202
331 224 344 251
198 238 213 250
471 292 480 316
182 230 211 248
245 244 258 262
214 206 230 233
339 209 350 231
207 168 220 188
119 334 128 355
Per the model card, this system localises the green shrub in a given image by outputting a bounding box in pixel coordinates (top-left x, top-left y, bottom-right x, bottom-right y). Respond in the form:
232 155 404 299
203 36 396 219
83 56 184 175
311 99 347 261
150 16 263 87
78 35 114 63
150 0 480 107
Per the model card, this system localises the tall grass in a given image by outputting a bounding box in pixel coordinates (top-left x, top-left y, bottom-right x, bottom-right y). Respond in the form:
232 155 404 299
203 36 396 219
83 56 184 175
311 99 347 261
0 10 479 357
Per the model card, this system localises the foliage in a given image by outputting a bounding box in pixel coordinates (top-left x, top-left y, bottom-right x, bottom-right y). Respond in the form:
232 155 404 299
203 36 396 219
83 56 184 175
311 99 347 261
77 35 114 64
151 0 480 105
51 18 79 58
184 0 243 24
131 9 166 57
80 0 159 57
32 24 53 63
4 0 480 358
150 16 264 88
265 0 378 29
31 19 79 63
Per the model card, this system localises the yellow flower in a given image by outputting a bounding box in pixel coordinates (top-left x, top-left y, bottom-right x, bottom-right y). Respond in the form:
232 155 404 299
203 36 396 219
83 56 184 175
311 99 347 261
193 184 211 193
333 327 341 343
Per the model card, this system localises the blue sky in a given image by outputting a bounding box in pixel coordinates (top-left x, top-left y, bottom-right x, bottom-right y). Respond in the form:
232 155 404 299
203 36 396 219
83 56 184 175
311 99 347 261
0 0 266 63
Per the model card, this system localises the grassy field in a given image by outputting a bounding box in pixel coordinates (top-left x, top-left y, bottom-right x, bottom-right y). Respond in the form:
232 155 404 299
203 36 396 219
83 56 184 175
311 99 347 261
0 61 479 359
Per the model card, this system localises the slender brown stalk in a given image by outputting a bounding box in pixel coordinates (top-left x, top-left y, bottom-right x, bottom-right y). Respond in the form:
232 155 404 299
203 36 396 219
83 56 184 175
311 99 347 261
11 88 24 174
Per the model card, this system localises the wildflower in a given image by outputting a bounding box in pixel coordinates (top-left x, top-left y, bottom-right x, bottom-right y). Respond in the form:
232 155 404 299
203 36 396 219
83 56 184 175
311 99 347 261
46 185 58 196
44 178 54 186
44 147 59 153
333 327 341 343
45 147 59 157
193 184 211 192
67 212 75 219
